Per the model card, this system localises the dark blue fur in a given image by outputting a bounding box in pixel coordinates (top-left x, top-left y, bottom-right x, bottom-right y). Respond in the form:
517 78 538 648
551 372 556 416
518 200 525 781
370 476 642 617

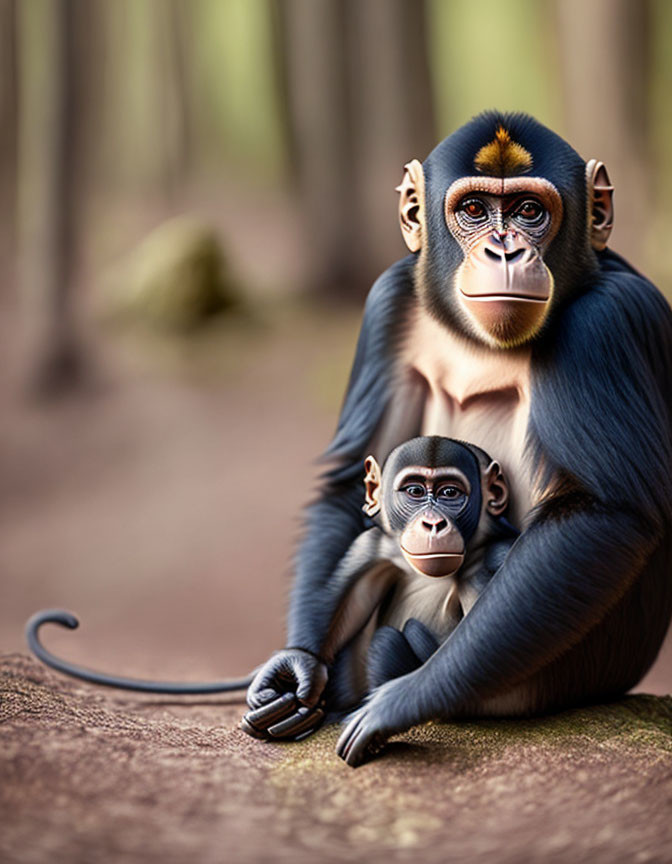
367 620 440 689
323 255 416 483
367 626 425 689
287 257 416 646
529 250 672 523
288 112 672 722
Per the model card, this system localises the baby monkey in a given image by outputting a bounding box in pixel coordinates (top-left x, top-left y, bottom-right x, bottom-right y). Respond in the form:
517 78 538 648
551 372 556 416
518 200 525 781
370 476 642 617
242 436 519 761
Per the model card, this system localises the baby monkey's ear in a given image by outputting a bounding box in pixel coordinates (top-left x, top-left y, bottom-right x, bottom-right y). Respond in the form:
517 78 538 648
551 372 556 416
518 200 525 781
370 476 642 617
362 455 382 517
485 460 509 515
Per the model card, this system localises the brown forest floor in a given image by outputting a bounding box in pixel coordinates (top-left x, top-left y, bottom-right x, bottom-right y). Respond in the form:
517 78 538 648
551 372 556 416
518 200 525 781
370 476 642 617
1 298 672 863
2 655 672 864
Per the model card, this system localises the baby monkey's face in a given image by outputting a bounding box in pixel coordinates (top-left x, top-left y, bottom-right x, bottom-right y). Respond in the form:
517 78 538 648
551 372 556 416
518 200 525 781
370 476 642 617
390 465 471 578
362 437 510 579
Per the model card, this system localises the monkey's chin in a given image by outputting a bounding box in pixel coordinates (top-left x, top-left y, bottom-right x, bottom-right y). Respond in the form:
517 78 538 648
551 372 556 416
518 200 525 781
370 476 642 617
460 294 549 348
401 549 465 578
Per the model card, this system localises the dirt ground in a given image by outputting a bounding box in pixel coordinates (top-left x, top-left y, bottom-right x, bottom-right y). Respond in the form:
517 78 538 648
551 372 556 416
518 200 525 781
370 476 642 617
1 298 672 863
2 655 671 864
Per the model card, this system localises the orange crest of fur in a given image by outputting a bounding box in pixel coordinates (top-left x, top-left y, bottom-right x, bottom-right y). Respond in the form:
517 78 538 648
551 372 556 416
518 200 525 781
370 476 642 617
474 126 533 177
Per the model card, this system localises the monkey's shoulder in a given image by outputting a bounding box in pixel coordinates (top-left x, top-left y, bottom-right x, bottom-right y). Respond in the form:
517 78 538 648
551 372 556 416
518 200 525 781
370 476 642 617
323 257 417 474
553 260 672 359
337 527 404 572
529 259 672 518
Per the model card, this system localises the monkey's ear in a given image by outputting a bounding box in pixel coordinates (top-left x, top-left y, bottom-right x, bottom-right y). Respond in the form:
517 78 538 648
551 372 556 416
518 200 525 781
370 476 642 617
396 159 425 253
362 455 382 517
586 159 614 251
485 460 509 516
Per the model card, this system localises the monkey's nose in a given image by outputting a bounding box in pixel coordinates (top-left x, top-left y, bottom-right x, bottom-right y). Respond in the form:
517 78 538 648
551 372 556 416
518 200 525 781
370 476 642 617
484 245 526 264
422 517 448 534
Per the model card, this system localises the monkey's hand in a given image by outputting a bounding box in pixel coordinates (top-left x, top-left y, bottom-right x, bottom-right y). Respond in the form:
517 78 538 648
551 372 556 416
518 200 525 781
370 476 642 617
336 673 418 767
241 648 328 741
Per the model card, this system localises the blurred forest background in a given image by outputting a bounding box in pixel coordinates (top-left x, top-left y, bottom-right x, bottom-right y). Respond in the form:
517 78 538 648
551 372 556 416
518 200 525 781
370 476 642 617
1 0 671 692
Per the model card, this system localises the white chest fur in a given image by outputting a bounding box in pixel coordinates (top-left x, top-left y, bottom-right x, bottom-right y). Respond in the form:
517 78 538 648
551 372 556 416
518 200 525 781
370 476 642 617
401 306 533 525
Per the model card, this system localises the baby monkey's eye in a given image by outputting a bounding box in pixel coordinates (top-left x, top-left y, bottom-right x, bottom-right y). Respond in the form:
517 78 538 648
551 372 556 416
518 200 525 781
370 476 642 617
437 485 463 499
401 484 426 499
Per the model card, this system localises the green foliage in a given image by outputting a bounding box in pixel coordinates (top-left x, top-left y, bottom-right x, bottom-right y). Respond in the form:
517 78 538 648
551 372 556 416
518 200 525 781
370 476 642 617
94 0 177 188
427 0 561 134
89 0 286 188
187 0 286 180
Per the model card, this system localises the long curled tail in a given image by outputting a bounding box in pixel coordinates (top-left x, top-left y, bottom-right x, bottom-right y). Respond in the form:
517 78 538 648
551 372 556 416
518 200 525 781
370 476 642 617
26 609 254 695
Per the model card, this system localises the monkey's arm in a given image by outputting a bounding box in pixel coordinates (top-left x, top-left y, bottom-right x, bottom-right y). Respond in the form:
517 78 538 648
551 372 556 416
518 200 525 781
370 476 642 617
459 532 518 613
243 529 398 739
337 501 655 764
319 541 401 665
287 258 416 643
338 269 672 765
242 259 415 742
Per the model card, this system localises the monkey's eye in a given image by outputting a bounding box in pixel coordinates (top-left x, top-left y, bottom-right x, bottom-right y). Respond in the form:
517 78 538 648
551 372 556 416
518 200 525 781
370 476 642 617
401 483 427 499
437 485 464 500
459 197 488 223
513 199 545 226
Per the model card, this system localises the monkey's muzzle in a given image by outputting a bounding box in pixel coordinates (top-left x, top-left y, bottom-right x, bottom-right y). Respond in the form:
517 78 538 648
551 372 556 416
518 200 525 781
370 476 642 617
457 232 552 344
401 549 465 578
400 514 465 577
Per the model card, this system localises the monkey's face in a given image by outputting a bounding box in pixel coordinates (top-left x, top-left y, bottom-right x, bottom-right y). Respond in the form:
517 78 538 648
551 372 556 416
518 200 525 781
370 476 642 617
443 178 562 347
362 437 509 579
398 115 614 349
391 465 471 578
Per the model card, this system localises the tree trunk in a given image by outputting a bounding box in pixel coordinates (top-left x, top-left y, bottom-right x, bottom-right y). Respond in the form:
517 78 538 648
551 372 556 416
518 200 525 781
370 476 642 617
555 0 651 266
275 0 356 296
346 0 435 284
0 0 17 265
276 0 435 298
17 0 82 397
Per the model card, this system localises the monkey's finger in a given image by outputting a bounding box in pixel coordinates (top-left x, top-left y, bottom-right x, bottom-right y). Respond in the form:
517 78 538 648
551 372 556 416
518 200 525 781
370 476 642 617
268 706 325 739
246 661 287 700
294 724 321 742
340 725 366 765
292 658 328 708
257 687 279 703
244 692 297 730
340 722 383 767
335 713 364 759
247 687 279 710
344 730 386 767
246 674 275 708
240 715 272 740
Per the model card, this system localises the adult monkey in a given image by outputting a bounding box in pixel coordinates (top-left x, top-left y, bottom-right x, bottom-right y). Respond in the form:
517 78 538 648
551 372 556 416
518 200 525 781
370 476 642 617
245 112 672 765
